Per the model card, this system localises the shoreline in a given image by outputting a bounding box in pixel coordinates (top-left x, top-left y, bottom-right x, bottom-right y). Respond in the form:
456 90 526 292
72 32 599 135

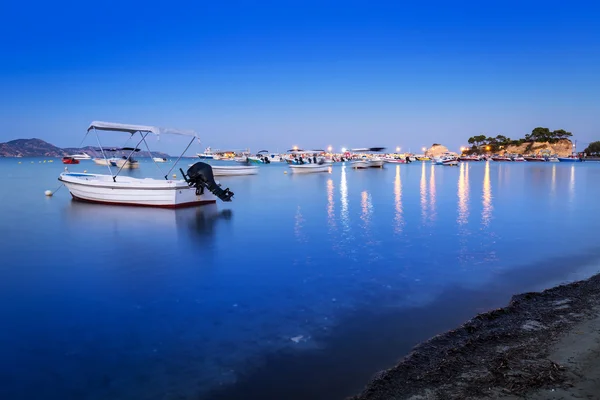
350 273 600 400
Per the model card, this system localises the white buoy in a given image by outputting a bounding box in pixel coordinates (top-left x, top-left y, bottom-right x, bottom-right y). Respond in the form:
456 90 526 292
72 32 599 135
83 170 87 173
284 171 288 174
173 174 177 178
45 190 53 196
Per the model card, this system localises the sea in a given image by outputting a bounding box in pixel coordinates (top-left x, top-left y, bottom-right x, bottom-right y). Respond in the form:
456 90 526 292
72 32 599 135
1 157 600 400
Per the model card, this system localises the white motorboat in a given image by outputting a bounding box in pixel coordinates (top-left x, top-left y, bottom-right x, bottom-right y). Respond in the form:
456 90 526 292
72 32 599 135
350 147 386 168
70 153 92 160
383 157 406 164
93 158 117 166
207 165 258 176
114 156 140 169
434 154 459 166
289 164 330 174
59 122 235 208
369 157 385 168
153 157 168 163
350 159 370 169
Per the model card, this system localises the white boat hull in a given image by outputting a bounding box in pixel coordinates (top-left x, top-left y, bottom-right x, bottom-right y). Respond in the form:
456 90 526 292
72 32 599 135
152 157 167 163
93 158 115 166
211 165 258 176
368 159 385 168
351 160 370 169
289 164 330 174
59 173 217 208
114 159 139 169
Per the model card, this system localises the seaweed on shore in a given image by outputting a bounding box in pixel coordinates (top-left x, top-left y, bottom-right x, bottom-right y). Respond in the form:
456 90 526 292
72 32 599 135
350 274 600 400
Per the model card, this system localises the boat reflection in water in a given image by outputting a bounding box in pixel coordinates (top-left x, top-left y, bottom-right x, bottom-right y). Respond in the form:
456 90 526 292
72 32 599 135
64 200 232 245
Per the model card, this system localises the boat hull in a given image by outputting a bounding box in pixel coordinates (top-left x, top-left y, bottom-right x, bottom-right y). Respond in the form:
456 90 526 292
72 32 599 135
289 165 330 174
558 157 582 162
351 160 370 169
211 166 258 176
59 173 217 208
368 159 385 168
524 157 546 162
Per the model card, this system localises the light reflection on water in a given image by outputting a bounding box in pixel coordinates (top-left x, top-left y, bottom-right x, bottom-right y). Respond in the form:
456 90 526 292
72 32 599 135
393 165 403 234
482 161 493 226
420 161 427 222
458 162 470 225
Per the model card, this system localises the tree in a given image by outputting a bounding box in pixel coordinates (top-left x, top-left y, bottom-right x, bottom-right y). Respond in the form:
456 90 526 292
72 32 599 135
530 127 552 142
584 141 600 155
552 129 573 141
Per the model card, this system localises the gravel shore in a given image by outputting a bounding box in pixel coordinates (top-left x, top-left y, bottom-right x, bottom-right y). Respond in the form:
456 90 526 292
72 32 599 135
350 273 600 400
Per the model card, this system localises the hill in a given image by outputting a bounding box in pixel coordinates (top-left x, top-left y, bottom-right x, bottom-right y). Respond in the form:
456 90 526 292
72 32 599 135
0 138 170 158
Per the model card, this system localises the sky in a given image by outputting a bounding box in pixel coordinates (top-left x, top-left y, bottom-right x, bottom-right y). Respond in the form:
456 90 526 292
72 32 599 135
1 0 599 154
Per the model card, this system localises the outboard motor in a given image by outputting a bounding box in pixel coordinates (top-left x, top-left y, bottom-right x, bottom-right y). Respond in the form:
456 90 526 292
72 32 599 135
181 162 234 202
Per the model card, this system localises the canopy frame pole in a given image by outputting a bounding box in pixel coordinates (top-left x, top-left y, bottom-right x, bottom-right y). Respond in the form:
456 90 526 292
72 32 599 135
113 132 148 180
93 127 115 177
141 133 165 177
165 137 196 180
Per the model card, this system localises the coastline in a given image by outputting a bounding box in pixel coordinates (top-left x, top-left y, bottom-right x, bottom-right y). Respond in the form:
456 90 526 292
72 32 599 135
350 273 600 400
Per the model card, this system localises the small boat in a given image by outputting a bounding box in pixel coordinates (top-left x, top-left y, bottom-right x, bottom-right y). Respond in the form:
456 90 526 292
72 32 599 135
548 155 560 162
93 157 117 166
416 155 431 161
114 155 140 169
70 153 91 160
558 155 582 162
524 155 546 162
512 155 526 162
59 122 235 208
211 165 258 176
153 157 168 163
383 157 406 164
433 153 459 166
350 159 370 169
289 164 330 174
458 155 481 161
491 155 512 161
62 156 80 165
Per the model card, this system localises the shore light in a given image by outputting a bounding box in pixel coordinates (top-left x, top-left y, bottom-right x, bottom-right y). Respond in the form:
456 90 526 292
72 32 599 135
396 147 401 152
293 145 298 151
422 147 426 152
341 147 347 153
327 146 333 153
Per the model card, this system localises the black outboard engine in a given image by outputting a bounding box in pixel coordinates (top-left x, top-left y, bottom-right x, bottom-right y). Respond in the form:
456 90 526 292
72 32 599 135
181 162 234 202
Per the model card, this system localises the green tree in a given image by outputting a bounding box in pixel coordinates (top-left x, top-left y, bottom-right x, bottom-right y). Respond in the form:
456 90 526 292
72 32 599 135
530 127 552 142
584 141 600 155
552 129 573 141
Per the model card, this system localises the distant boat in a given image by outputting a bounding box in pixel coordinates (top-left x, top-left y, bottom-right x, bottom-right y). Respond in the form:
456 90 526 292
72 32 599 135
70 153 91 160
524 155 546 162
491 155 512 162
512 155 526 162
197 147 215 159
211 165 258 176
289 164 330 174
153 157 168 163
62 156 80 165
558 155 582 162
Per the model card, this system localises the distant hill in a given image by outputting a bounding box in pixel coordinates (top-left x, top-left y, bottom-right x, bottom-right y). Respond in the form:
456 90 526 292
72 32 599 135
0 138 170 158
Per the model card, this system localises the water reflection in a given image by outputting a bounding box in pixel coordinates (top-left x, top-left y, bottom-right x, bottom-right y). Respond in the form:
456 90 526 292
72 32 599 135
551 164 557 196
457 162 470 225
429 164 437 222
393 166 403 234
360 191 372 227
327 179 335 228
569 164 575 203
340 165 349 228
294 206 306 243
420 161 428 222
482 161 493 226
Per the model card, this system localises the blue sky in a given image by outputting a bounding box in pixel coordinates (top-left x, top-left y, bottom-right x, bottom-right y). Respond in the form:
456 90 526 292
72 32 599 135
1 0 599 154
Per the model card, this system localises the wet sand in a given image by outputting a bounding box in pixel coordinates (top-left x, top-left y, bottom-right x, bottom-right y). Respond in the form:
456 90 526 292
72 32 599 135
351 273 600 400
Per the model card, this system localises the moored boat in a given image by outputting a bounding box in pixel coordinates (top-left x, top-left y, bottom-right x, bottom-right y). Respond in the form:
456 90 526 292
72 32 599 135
289 164 330 174
153 157 168 163
59 122 235 208
512 155 526 162
70 153 91 160
62 156 80 165
523 155 546 162
491 155 512 161
558 155 583 162
210 165 258 176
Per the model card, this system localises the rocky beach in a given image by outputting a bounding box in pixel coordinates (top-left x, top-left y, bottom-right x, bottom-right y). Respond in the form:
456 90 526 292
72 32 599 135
351 274 600 400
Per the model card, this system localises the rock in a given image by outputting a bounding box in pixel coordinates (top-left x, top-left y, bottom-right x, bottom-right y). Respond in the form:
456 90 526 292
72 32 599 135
503 139 574 156
425 144 450 158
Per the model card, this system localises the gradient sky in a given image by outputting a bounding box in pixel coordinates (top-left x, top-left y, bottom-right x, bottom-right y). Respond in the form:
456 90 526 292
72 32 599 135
1 0 599 154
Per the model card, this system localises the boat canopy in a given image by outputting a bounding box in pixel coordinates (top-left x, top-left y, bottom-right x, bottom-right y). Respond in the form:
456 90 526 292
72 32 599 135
351 147 386 152
88 121 198 138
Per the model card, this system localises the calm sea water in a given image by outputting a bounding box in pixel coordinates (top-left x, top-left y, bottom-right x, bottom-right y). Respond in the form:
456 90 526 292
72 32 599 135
1 158 600 400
